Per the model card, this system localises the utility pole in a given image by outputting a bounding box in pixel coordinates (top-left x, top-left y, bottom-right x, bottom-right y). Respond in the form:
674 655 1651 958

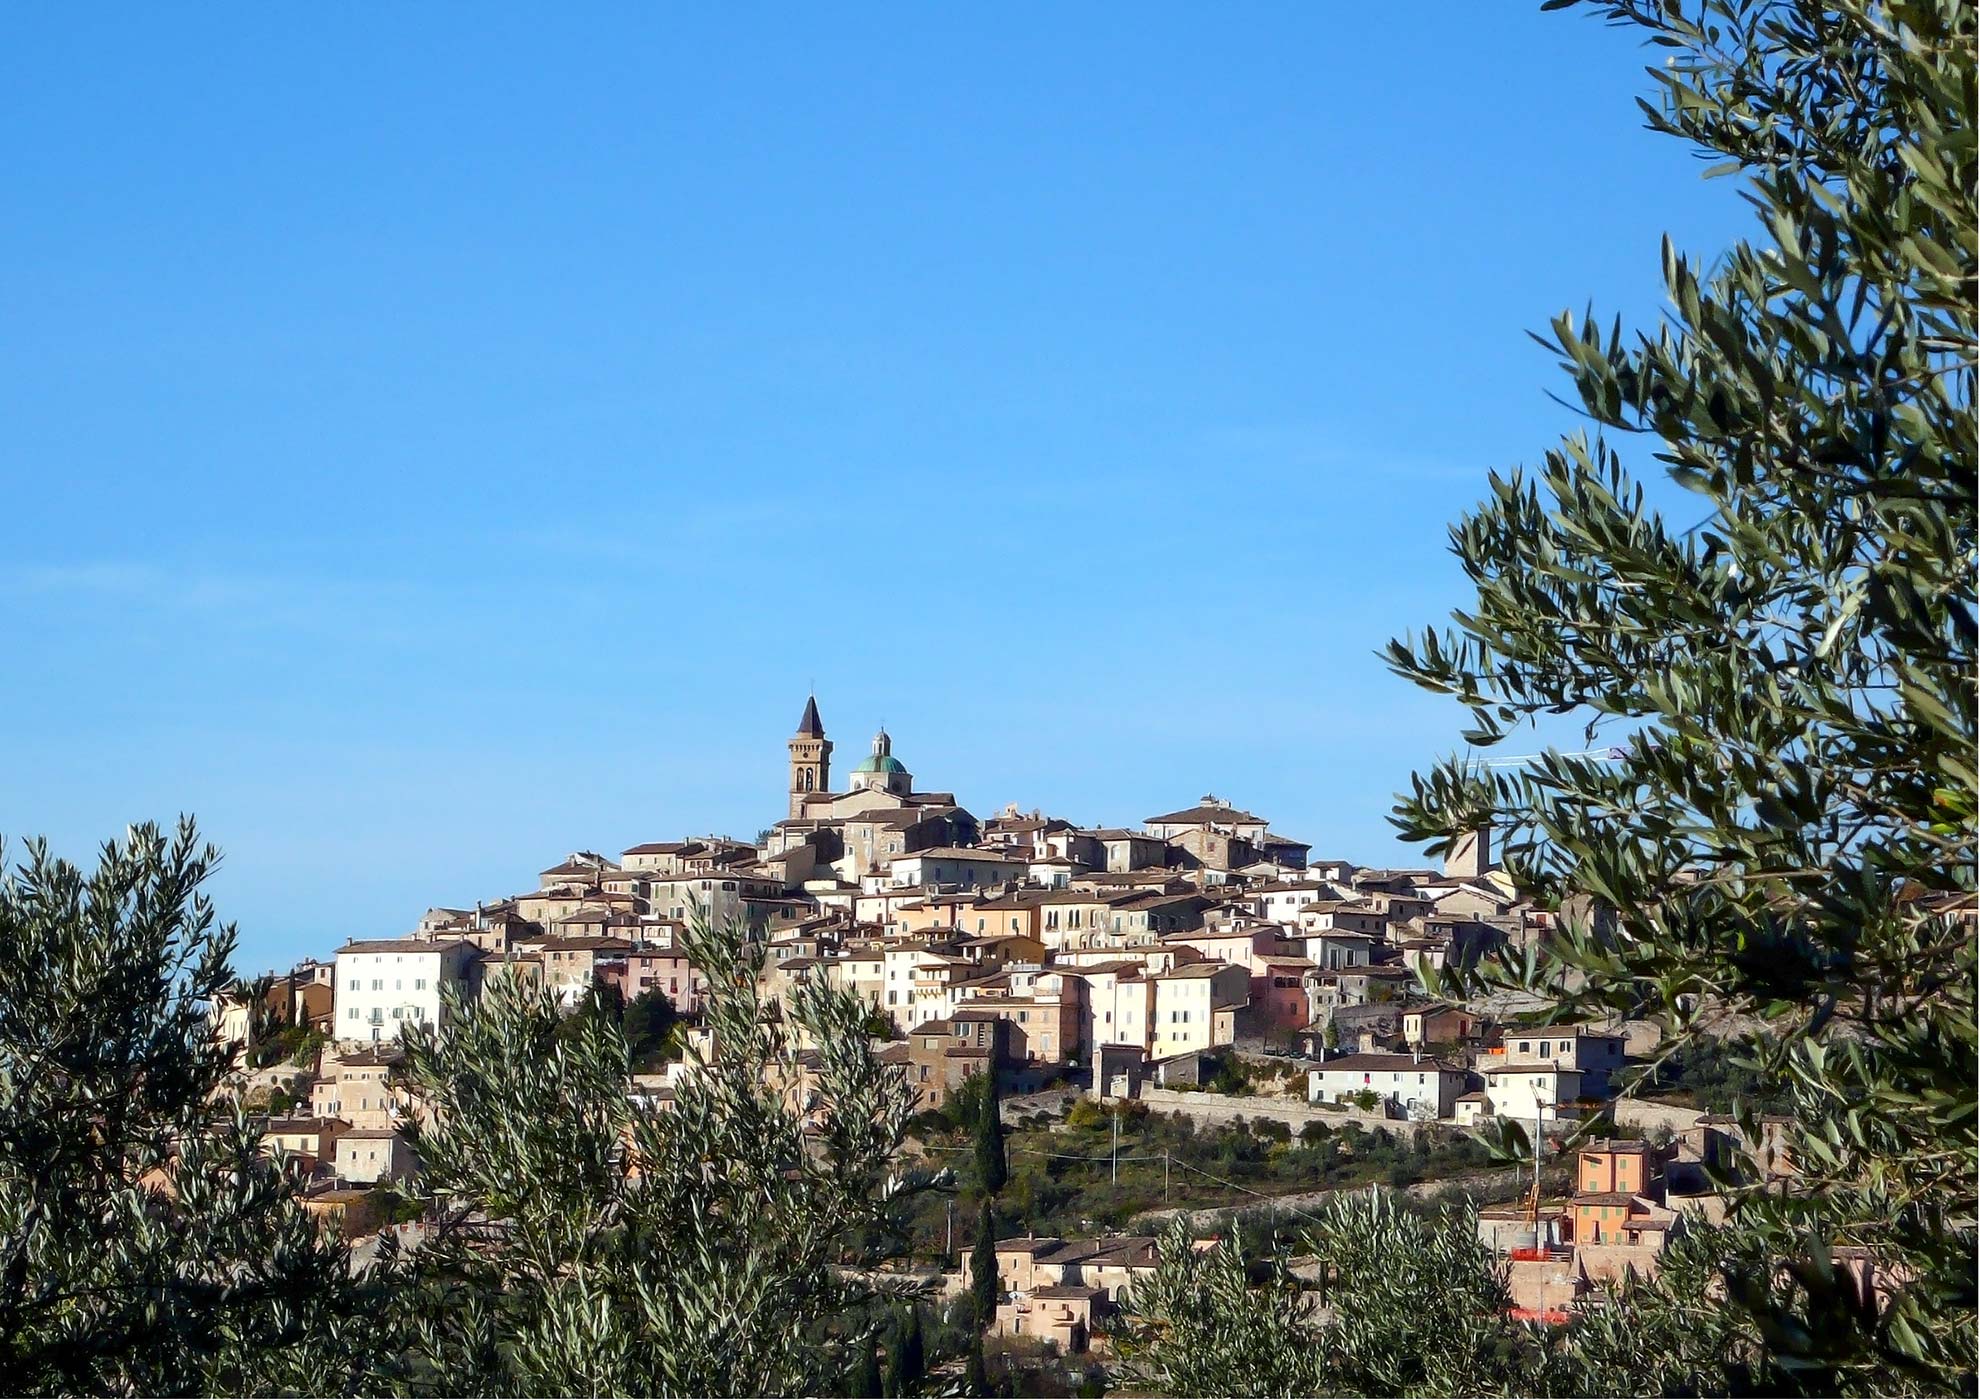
1111 1106 1119 1184
946 1198 955 1266
1163 1152 1170 1201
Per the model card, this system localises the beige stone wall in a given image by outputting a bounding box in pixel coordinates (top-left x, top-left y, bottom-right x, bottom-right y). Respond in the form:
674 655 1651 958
1609 1097 1705 1135
1577 1240 1666 1285
1506 1256 1580 1313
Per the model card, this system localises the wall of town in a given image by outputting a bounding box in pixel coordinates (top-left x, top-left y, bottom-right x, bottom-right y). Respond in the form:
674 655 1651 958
1130 1086 1431 1137
1575 1239 1666 1285
1138 1165 1529 1233
1609 1098 1706 1136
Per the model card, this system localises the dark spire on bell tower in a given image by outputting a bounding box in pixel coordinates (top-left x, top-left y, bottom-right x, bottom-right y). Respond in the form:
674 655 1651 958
788 694 832 818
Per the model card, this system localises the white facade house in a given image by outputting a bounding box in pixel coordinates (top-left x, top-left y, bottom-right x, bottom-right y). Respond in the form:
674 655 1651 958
1251 885 1307 923
333 1127 414 1184
1300 930 1383 970
1307 1052 1468 1119
1295 903 1389 937
1481 1063 1587 1122
333 938 479 1043
644 871 782 926
1149 962 1249 1058
1040 963 1152 1058
1026 856 1080 888
1496 1027 1626 1093
886 847 1026 890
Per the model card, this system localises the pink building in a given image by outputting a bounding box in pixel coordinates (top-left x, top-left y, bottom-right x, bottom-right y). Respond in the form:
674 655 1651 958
605 940 707 1015
1249 954 1316 1036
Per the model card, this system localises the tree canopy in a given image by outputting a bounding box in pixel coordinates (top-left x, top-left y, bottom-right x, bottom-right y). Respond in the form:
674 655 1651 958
388 910 931 1396
1384 0 1974 1388
0 821 370 1394
1127 0 1974 1393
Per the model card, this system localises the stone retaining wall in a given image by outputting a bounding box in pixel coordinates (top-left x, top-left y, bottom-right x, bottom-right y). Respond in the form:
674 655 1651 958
1609 1098 1705 1135
1127 1086 1437 1137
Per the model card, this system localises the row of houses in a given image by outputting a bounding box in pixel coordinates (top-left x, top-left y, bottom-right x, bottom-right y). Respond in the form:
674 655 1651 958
1302 1023 1629 1124
215 701 1592 1193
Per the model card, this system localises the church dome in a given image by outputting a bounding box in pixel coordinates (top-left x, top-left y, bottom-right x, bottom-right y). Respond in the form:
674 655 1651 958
851 728 908 775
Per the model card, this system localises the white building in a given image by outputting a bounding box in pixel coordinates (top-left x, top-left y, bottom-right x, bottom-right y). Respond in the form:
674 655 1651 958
885 846 1026 890
1149 962 1249 1059
1299 930 1383 970
1496 1027 1626 1093
1481 1062 1587 1123
643 870 782 925
333 1127 413 1184
1039 961 1152 1059
333 938 479 1043
1307 1052 1469 1120
1248 882 1341 923
1295 902 1388 937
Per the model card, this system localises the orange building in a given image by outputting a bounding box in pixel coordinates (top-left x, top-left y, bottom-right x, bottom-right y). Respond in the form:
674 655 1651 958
1572 1139 1667 1244
1579 1139 1662 1195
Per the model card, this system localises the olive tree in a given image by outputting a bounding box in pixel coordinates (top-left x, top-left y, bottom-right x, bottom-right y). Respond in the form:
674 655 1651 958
0 821 370 1395
1387 0 1975 1389
390 908 930 1396
1118 1196 1545 1397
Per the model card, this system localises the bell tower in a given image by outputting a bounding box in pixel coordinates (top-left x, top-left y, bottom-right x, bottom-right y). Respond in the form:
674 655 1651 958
788 695 832 819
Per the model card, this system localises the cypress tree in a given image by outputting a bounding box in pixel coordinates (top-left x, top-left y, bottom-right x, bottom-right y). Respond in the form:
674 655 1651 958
881 1317 905 1398
963 1335 989 1398
900 1307 924 1392
883 1305 924 1397
846 1341 882 1399
970 1198 999 1328
973 1072 1006 1196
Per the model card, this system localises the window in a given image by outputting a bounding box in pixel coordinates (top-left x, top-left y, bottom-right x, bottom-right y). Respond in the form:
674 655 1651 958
372 979 383 991
348 978 358 991
415 978 426 991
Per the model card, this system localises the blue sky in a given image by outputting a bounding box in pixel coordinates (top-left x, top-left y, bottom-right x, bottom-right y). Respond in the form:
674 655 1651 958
0 5 1752 973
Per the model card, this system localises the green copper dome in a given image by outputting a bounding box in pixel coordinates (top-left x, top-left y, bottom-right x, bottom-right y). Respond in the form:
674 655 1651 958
852 728 907 775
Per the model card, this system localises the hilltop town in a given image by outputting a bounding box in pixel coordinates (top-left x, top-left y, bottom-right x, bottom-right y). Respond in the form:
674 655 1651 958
216 697 1801 1351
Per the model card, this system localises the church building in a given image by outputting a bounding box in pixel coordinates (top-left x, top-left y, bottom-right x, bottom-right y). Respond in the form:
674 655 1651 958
771 696 977 880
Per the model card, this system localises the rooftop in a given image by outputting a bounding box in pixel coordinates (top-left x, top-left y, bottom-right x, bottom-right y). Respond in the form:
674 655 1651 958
1313 1052 1464 1073
1145 800 1267 826
337 938 477 957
